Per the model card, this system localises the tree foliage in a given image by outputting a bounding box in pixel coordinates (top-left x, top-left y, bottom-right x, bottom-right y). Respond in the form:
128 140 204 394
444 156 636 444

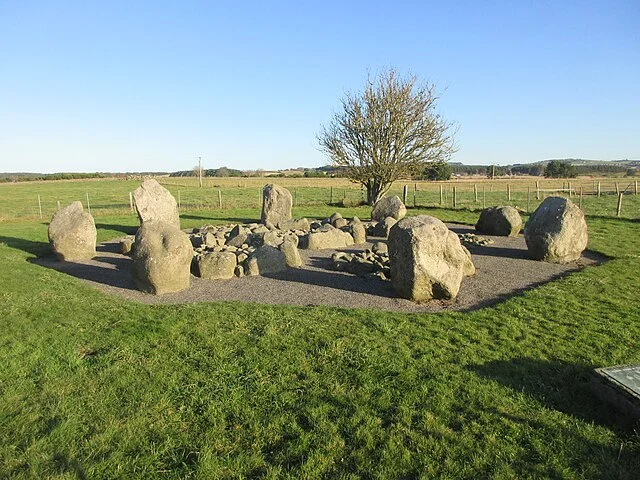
544 160 576 178
318 69 456 204
422 161 452 181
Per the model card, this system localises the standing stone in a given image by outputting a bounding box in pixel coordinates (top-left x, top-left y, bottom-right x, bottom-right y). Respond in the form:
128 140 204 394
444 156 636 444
196 251 237 280
524 196 588 263
475 206 522 236
371 195 407 222
119 235 136 255
261 184 292 226
245 245 288 276
132 179 180 229
132 221 192 294
279 237 302 267
350 222 367 244
48 201 97 261
388 216 475 302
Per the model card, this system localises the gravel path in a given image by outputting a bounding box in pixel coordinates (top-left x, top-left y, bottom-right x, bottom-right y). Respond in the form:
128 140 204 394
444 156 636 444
36 224 603 313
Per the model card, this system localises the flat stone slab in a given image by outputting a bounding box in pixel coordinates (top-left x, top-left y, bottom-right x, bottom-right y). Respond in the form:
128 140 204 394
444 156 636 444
593 364 640 421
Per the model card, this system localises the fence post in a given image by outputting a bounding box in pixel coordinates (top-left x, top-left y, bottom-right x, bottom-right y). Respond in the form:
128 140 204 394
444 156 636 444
616 193 623 217
597 182 601 197
474 184 478 202
294 188 298 207
439 184 443 205
536 181 540 200
57 200 61 211
507 183 511 201
403 184 408 205
218 189 222 209
615 182 620 195
527 187 530 213
453 186 457 208
38 195 43 219
129 192 134 213
413 183 417 207
568 181 572 197
635 180 638 195
579 186 583 210
482 184 486 209
330 187 333 205
86 193 91 216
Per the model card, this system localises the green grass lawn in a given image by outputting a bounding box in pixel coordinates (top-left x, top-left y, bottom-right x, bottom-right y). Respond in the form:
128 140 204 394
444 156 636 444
1 206 639 479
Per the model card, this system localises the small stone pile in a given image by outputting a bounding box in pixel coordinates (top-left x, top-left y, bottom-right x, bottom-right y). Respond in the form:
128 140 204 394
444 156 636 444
458 233 494 246
331 242 390 280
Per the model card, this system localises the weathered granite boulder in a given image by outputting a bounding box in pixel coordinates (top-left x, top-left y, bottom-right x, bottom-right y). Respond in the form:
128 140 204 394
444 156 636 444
132 221 192 294
524 196 588 263
371 195 407 222
279 218 310 232
475 206 522 236
196 251 237 280
261 184 292 226
132 179 180 229
350 222 367 244
304 229 355 250
372 217 397 237
119 235 135 255
246 245 288 276
279 237 302 267
388 215 475 302
333 218 348 229
48 201 97 261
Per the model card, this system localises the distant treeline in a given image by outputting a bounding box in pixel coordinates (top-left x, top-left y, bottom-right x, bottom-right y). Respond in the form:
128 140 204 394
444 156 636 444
0 172 170 183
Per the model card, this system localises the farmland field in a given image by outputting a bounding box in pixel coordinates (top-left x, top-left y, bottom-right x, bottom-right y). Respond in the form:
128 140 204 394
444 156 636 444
0 178 639 479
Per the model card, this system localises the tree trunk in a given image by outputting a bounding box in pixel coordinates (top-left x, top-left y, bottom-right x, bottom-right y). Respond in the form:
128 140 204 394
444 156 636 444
366 182 385 205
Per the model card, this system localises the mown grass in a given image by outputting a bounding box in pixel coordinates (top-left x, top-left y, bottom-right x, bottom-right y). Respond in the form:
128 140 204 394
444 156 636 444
0 205 639 479
1 177 637 221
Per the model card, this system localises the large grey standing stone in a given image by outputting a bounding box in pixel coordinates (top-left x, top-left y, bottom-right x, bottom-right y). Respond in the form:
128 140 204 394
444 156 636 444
388 215 475 302
371 195 407 222
132 221 192 294
48 201 97 261
475 206 522 237
132 179 180 229
196 251 237 280
261 184 292 226
524 196 588 263
245 245 288 276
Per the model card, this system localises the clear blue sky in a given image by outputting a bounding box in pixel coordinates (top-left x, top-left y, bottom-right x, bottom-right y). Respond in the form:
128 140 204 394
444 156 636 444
1 0 638 173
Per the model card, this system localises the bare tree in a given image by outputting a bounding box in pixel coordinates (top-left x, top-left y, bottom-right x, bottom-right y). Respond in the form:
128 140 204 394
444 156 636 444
318 69 456 204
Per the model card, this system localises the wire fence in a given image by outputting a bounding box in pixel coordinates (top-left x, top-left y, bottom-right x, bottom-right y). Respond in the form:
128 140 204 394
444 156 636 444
1 177 638 222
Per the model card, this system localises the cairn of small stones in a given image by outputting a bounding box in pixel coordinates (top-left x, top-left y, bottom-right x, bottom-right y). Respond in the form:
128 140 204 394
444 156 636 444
331 242 390 280
458 233 494 247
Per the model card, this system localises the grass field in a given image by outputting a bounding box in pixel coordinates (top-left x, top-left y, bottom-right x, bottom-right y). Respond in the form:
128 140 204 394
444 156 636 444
1 176 638 222
1 187 639 478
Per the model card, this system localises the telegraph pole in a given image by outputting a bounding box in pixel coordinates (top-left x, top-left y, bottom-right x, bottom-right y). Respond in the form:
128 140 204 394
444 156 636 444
198 156 203 188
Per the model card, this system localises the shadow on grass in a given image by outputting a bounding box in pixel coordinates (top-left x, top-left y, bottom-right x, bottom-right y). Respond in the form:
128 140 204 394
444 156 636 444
95 223 138 236
0 235 50 257
469 357 637 435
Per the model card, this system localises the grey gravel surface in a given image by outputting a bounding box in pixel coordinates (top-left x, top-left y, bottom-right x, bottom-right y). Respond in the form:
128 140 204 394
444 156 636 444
35 224 604 313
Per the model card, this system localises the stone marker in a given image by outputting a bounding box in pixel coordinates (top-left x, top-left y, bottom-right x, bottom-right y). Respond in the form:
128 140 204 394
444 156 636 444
388 215 475 302
279 237 302 267
48 201 97 261
350 222 367 244
245 245 288 276
196 251 237 280
524 196 588 263
261 184 292 226
279 218 310 232
119 235 135 255
373 216 397 237
132 179 180 229
305 228 355 250
475 206 522 236
132 221 192 294
371 195 407 222
592 364 640 421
